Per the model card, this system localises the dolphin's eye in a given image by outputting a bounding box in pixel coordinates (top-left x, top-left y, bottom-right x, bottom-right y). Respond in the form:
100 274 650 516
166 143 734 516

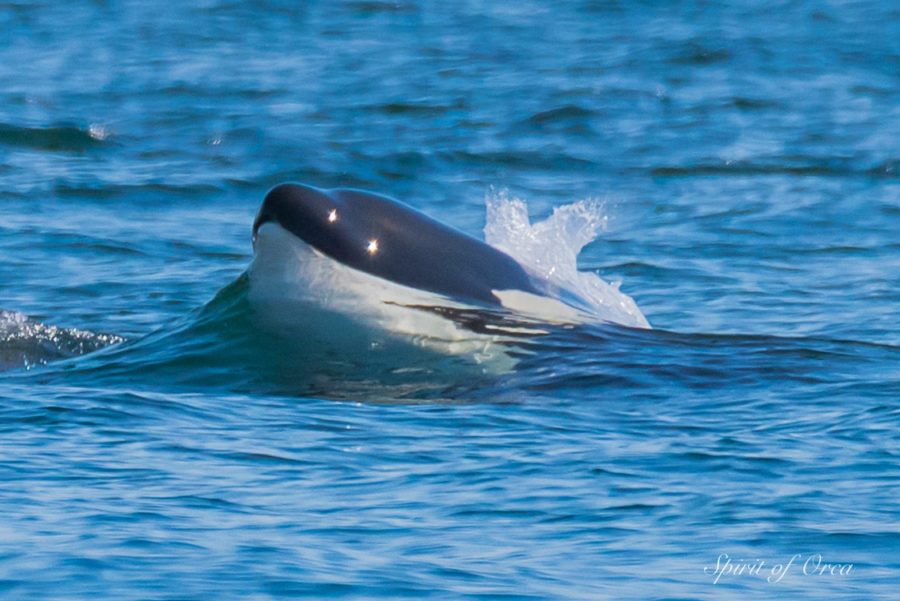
327 209 338 223
366 239 379 255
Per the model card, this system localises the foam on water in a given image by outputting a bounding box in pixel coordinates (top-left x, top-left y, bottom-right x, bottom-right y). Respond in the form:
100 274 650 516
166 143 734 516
484 190 650 328
0 310 123 372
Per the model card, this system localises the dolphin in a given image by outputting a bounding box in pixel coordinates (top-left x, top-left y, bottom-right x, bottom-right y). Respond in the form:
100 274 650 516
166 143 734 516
250 183 564 306
246 183 615 356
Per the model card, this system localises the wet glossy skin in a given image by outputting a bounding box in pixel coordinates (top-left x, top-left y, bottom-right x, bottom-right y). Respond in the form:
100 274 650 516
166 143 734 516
253 183 543 305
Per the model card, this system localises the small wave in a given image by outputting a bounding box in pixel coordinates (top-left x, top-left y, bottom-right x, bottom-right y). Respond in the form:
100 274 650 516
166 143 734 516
449 149 599 170
0 122 110 152
0 311 123 372
53 181 224 200
521 104 597 128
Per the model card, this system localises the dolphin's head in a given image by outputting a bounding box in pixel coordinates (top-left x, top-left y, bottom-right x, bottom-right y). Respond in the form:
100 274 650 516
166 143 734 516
253 183 387 266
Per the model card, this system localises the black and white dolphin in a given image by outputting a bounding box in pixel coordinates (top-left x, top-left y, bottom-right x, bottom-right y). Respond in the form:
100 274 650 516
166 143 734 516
252 183 562 308
247 183 646 355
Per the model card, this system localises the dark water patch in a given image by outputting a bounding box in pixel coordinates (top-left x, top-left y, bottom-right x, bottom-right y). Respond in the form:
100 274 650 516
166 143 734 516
363 99 466 116
872 159 897 176
728 96 782 110
521 104 597 128
225 168 375 193
791 244 876 256
450 149 600 171
157 494 252 511
347 1 419 14
11 230 152 258
850 84 897 97
650 162 899 179
669 44 732 66
156 83 283 100
365 149 436 181
54 182 225 200
15 405 141 428
514 325 900 396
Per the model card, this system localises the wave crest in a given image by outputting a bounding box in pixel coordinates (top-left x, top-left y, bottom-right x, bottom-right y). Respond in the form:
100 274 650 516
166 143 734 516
0 310 123 372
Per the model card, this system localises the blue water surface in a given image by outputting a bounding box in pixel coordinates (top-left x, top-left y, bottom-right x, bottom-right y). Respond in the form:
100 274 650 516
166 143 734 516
1 1 899 599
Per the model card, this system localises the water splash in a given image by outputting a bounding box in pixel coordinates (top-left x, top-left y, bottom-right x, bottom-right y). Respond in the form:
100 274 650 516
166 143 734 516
483 189 650 328
0 310 123 372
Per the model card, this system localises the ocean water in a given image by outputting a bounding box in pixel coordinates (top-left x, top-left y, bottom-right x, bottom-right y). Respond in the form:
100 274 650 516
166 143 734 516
1 1 899 599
